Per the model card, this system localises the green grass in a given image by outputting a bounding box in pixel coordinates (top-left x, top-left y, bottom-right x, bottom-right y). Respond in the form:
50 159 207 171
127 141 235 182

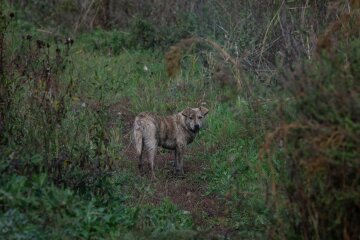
195 103 270 238
0 172 195 239
66 44 215 114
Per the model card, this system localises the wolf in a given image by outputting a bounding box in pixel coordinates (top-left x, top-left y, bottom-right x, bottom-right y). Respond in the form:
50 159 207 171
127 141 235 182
133 107 209 179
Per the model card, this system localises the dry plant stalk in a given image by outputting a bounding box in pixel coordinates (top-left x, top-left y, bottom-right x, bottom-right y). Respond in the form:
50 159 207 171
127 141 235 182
165 37 243 89
317 4 360 53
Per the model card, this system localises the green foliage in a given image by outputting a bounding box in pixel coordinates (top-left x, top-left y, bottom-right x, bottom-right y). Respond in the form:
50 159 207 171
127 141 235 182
128 18 159 49
78 29 130 55
0 172 194 239
126 14 196 50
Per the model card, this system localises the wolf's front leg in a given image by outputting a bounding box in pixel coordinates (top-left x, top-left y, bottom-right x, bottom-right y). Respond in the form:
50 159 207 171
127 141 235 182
175 144 185 176
148 146 157 180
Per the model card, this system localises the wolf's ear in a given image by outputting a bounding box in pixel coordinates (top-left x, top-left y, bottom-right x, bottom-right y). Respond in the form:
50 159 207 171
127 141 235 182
182 108 192 117
200 106 209 116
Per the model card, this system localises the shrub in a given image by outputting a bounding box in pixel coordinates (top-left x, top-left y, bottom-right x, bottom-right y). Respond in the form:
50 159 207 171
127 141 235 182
263 10 360 239
0 11 120 194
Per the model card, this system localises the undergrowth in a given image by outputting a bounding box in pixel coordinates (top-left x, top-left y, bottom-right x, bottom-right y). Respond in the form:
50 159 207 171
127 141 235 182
1 1 359 239
0 171 194 239
263 10 360 239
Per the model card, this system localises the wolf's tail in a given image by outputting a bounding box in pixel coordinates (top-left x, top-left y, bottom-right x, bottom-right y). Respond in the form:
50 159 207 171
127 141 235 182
133 119 143 156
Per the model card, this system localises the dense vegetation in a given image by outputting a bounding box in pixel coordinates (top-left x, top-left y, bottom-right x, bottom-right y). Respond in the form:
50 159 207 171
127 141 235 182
1 1 359 239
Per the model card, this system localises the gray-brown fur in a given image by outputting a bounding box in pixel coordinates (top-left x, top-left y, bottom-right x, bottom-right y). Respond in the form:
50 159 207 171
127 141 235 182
133 107 209 179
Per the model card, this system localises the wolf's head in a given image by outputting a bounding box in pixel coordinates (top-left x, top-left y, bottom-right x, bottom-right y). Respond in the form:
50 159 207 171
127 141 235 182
182 107 209 133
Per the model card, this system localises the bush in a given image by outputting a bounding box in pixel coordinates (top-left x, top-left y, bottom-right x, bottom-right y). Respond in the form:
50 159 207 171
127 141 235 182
263 11 360 239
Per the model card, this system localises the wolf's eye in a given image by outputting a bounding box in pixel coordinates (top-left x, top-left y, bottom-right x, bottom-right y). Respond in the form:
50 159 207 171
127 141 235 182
198 116 203 119
189 117 193 120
